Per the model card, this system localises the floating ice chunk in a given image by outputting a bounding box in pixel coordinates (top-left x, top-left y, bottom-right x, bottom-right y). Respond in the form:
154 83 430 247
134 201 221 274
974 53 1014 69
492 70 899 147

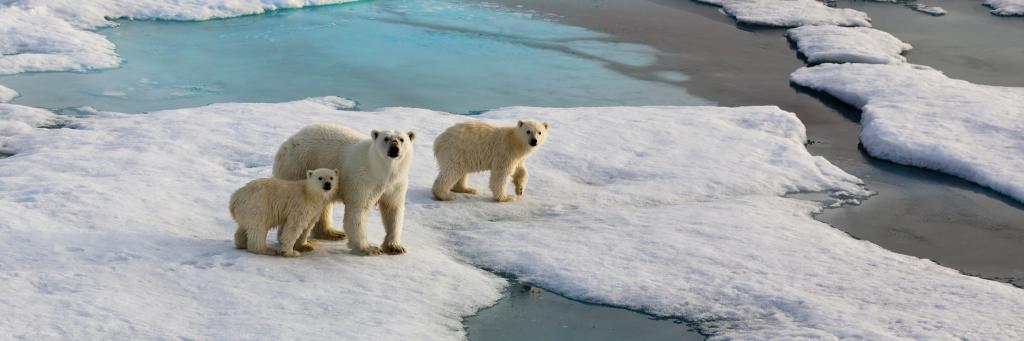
907 3 947 16
0 85 17 103
792 63 1024 203
985 0 1024 16
3 97 1020 339
708 0 872 27
0 7 120 75
787 25 912 64
0 0 360 74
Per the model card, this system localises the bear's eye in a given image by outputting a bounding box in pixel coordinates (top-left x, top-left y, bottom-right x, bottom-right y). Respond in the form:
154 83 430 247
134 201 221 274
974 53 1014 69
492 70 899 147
538 132 542 135
399 138 404 143
318 177 323 181
330 177 334 181
527 130 532 134
384 137 390 142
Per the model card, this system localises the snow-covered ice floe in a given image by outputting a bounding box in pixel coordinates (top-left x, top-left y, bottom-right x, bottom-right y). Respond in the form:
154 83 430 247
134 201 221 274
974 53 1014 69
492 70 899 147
907 3 947 16
787 25 912 65
3 97 1023 339
0 0 359 75
700 0 872 27
985 0 1024 16
792 63 1024 203
0 85 17 103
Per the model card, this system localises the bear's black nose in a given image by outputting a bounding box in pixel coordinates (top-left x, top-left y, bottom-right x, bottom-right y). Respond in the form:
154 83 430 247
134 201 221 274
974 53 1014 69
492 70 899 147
323 183 332 191
388 146 400 158
529 139 538 147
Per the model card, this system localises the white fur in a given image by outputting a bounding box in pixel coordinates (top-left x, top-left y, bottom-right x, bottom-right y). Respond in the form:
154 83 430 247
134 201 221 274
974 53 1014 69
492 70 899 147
230 168 338 257
272 124 414 255
432 119 548 202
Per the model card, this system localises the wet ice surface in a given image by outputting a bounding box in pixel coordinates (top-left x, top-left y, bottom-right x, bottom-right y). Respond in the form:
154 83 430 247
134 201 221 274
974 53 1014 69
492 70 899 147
0 0 707 114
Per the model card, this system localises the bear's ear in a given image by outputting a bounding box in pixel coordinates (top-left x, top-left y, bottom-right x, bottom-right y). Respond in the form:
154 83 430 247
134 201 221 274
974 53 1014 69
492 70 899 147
543 122 549 129
333 168 340 176
518 120 524 128
306 170 314 178
407 131 416 141
371 130 380 140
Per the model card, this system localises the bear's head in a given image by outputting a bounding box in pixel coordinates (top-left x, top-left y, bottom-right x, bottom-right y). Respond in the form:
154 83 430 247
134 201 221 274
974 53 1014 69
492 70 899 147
371 129 416 160
516 119 549 149
306 168 339 199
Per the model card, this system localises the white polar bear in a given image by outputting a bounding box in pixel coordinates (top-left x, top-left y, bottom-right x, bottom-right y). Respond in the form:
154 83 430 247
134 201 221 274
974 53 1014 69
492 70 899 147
231 168 338 257
273 124 414 255
432 119 548 202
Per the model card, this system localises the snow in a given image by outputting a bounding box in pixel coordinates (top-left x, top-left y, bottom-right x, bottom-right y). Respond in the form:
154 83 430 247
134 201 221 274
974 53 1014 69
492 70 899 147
0 0 359 74
791 63 1024 204
907 3 947 16
0 85 17 102
0 103 55 137
710 0 872 27
3 96 1022 339
985 0 1024 16
787 25 912 65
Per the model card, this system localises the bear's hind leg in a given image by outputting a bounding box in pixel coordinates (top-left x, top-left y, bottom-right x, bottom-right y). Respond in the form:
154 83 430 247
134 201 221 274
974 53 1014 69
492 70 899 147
245 226 275 256
311 203 347 241
234 226 247 249
451 174 477 194
432 168 462 201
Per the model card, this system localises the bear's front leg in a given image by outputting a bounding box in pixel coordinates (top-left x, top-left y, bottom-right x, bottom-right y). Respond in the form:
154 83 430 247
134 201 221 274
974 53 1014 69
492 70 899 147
293 223 316 252
277 220 306 257
489 165 515 202
513 162 528 197
380 189 407 255
312 203 347 241
344 204 382 256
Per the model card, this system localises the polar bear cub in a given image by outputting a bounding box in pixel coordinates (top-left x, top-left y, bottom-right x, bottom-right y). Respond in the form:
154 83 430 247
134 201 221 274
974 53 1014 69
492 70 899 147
433 119 549 202
231 168 338 257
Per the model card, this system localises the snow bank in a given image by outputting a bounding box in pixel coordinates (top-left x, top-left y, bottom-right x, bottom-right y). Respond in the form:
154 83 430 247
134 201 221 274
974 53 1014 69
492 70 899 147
3 97 1022 339
0 85 17 103
0 0 359 74
792 63 1024 203
787 25 912 65
711 0 872 27
985 0 1024 16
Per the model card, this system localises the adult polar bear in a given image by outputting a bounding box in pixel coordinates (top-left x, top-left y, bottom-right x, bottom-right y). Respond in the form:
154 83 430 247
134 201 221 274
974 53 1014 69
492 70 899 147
273 124 414 255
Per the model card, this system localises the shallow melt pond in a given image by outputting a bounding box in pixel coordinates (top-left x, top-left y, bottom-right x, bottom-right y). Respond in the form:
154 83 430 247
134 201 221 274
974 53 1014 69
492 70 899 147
0 0 707 114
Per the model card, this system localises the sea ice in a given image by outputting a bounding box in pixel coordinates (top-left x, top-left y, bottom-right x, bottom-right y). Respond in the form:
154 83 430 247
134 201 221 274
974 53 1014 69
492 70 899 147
792 63 1024 203
704 0 872 27
0 0 359 74
2 97 1021 339
985 0 1024 16
787 25 912 64
907 3 947 16
0 85 17 103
